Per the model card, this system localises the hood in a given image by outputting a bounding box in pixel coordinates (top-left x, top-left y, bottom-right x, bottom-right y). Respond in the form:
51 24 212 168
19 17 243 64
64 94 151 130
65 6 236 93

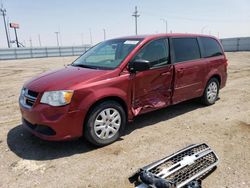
24 66 113 92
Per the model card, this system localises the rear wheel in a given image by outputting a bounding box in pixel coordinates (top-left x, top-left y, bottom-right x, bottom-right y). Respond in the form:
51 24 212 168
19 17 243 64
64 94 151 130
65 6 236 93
202 78 219 105
84 101 126 146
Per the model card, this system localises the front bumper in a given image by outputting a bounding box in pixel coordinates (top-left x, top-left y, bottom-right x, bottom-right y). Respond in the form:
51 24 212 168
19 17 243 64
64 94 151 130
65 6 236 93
20 102 85 141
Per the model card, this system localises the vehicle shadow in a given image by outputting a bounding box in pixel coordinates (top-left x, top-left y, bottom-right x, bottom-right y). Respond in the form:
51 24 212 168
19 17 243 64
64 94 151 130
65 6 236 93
7 99 205 161
124 99 205 135
7 125 96 161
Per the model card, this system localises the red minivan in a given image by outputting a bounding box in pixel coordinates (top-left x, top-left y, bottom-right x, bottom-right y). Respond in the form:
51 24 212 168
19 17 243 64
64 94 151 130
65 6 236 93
19 34 227 146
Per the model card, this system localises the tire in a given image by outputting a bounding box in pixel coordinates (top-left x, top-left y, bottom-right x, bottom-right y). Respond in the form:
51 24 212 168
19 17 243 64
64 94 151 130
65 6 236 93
84 101 126 146
202 78 220 106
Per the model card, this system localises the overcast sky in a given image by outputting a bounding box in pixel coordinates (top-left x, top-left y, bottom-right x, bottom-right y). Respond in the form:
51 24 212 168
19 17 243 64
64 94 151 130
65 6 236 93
0 0 250 48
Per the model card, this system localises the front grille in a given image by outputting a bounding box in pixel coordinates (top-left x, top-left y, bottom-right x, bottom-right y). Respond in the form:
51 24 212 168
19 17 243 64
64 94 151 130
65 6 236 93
20 88 39 108
166 152 217 185
143 144 218 188
27 90 39 98
149 144 209 174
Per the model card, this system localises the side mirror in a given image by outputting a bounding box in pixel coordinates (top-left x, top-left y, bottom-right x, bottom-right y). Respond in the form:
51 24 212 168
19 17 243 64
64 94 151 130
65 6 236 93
128 59 151 73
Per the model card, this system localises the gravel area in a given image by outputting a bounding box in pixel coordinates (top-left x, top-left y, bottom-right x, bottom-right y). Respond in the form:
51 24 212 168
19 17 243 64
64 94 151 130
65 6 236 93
0 52 249 188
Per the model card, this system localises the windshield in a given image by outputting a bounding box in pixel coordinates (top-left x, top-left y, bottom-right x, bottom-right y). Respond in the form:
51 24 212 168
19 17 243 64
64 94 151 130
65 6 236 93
72 39 142 69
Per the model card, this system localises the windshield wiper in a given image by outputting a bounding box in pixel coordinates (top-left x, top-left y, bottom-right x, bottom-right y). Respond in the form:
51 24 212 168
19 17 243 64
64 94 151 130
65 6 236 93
71 64 99 69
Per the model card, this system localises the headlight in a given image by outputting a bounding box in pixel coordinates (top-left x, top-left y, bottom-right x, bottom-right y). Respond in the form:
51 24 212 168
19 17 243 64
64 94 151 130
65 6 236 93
40 90 74 106
19 88 26 105
21 88 26 96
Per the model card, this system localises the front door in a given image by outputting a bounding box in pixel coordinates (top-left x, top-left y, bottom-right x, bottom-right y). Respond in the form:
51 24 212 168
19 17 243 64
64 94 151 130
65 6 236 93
131 38 174 115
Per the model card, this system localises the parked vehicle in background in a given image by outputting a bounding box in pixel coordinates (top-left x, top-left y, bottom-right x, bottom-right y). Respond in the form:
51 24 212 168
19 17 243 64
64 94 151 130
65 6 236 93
19 34 227 146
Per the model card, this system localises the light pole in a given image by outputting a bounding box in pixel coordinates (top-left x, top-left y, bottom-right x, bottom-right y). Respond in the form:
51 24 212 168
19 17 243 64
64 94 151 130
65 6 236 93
55 31 60 46
161 18 168 33
38 34 42 47
103 28 106 41
89 28 92 45
201 26 208 34
0 4 10 48
81 33 84 46
29 38 33 48
132 6 140 35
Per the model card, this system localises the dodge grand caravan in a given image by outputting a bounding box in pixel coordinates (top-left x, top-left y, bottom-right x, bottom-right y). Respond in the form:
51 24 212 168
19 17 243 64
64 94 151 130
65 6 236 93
19 34 227 146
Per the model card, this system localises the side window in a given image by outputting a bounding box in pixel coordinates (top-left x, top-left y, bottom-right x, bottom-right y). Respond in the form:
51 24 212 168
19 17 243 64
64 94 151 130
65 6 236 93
134 38 169 68
200 37 223 58
172 38 201 63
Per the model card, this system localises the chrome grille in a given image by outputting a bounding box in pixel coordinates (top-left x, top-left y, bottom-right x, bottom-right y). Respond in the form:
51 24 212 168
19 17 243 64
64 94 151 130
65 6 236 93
19 88 38 108
142 143 218 188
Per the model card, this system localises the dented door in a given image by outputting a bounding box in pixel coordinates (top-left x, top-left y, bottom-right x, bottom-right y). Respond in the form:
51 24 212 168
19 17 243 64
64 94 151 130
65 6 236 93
132 66 174 115
131 38 174 115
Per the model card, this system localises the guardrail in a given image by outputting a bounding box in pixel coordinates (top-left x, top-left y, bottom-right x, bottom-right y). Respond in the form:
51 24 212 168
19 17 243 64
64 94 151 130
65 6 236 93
220 37 250 52
0 45 91 60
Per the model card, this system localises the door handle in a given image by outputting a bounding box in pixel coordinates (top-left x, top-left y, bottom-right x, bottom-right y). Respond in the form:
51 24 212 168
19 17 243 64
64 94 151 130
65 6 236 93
161 72 171 76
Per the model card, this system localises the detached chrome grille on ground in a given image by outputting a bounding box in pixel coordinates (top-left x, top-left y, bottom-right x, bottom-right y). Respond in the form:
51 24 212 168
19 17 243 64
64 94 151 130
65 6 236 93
130 143 219 188
19 88 39 108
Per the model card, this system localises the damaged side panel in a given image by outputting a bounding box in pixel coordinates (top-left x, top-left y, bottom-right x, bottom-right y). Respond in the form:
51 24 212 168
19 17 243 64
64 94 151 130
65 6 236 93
131 65 174 116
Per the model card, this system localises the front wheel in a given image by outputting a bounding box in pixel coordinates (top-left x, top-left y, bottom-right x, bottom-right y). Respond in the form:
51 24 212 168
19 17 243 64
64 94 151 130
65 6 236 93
202 78 220 105
84 101 126 146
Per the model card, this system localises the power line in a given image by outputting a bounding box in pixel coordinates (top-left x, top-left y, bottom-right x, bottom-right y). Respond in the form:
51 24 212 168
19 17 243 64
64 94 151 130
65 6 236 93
132 6 140 35
142 10 250 23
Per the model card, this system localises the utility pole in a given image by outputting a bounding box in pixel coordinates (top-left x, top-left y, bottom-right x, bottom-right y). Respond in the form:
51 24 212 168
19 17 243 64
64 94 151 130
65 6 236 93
89 28 92 45
7 17 11 45
0 4 10 48
55 31 60 46
81 33 84 46
103 28 106 40
132 6 140 35
38 34 42 47
29 38 33 48
161 19 168 33
59 32 63 46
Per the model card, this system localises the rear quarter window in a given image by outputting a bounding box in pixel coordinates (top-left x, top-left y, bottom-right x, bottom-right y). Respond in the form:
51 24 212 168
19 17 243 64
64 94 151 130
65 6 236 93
172 38 201 63
200 37 223 58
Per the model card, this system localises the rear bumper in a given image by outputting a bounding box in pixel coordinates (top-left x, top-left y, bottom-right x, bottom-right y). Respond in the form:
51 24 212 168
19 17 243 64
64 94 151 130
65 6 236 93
20 103 85 141
220 72 227 89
